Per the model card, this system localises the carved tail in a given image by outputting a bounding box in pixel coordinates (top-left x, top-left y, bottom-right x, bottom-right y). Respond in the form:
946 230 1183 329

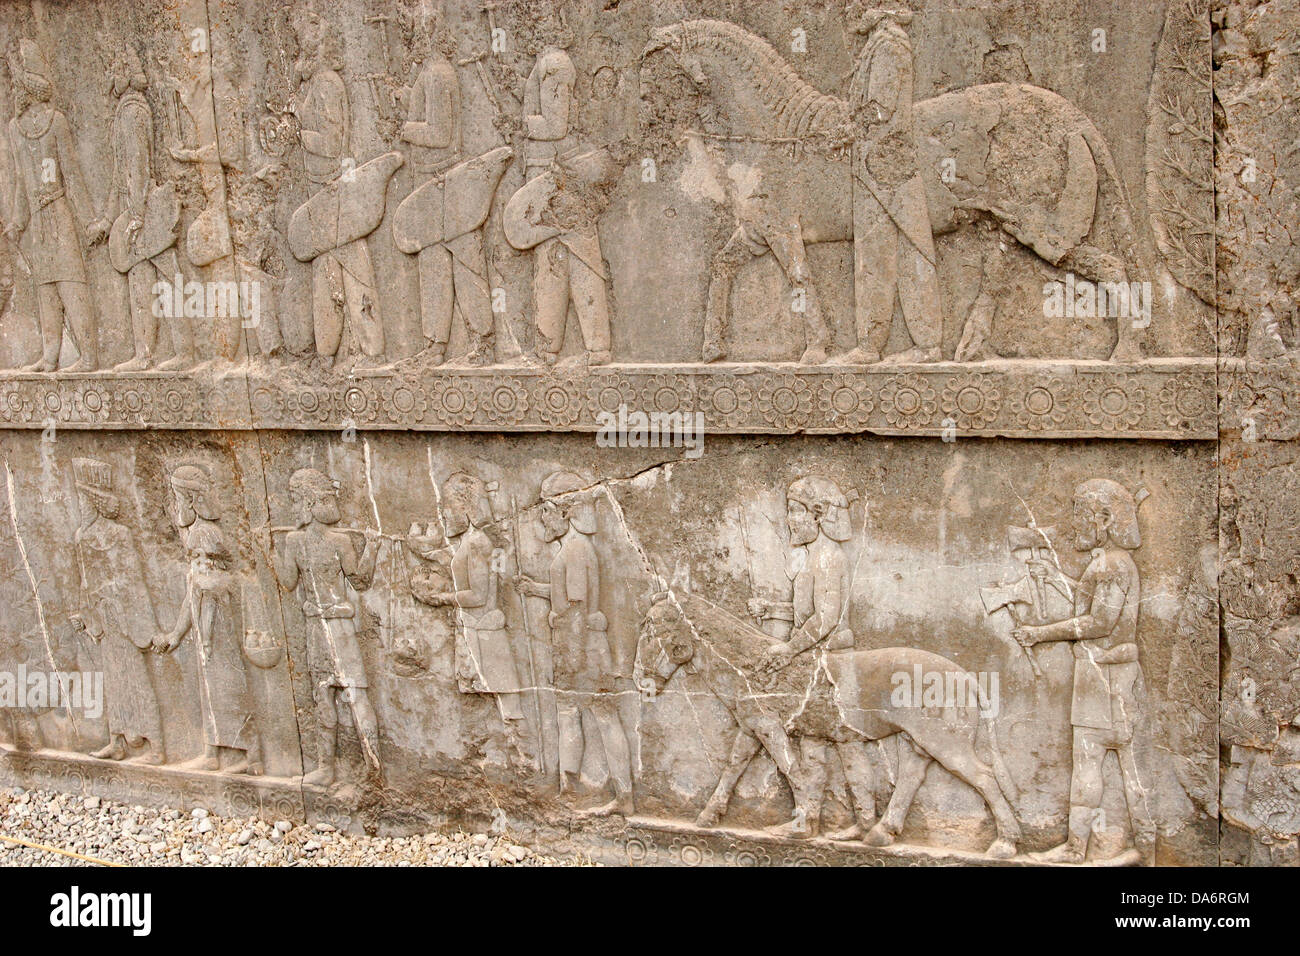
1077 121 1158 300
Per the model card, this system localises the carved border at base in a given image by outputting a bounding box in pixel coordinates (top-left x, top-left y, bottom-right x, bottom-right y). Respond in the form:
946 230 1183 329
0 360 1217 438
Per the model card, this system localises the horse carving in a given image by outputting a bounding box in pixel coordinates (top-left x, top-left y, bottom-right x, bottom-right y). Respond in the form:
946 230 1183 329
641 19 1152 364
635 590 1021 858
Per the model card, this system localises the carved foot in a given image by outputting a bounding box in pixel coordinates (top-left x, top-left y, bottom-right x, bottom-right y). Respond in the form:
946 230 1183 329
862 822 897 847
127 746 165 766
154 355 193 372
766 816 815 840
876 347 940 365
824 821 868 842
587 349 612 366
90 740 127 761
302 766 335 788
63 357 98 373
18 358 57 373
1028 840 1086 864
179 754 220 772
113 356 153 373
799 345 828 365
986 837 1017 860
578 793 635 818
830 347 880 366
701 344 727 363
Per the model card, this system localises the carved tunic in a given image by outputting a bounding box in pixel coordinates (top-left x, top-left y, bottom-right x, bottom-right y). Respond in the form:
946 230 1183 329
547 531 615 693
1067 547 1144 734
6 107 92 286
178 520 255 750
287 528 370 690
522 47 576 177
294 69 350 186
403 57 460 175
786 539 853 738
74 517 161 741
448 527 521 705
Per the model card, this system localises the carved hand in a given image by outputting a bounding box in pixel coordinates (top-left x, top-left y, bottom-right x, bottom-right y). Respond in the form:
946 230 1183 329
1012 625 1041 648
86 219 110 245
747 597 770 620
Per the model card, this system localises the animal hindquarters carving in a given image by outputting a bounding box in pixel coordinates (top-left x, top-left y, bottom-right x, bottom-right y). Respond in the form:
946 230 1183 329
642 20 1153 364
635 592 1021 858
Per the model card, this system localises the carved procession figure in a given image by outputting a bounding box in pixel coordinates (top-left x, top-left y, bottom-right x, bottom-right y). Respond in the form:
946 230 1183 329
288 10 403 370
392 13 514 367
504 16 614 368
153 464 263 775
753 477 878 840
515 471 632 814
1012 479 1156 863
843 2 941 365
5 39 105 373
100 43 187 373
69 458 164 765
411 472 531 767
273 468 381 786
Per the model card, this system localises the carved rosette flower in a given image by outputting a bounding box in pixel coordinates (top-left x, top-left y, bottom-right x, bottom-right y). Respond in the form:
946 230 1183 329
110 386 152 422
756 374 813 428
668 836 714 867
156 386 200 425
940 373 1001 430
586 376 636 419
879 374 937 429
71 383 111 423
1010 376 1071 431
0 388 35 424
481 377 529 426
1084 374 1145 431
700 376 754 428
340 382 381 424
817 373 874 427
1158 373 1214 431
536 378 582 426
429 378 478 427
380 380 428 424
286 387 335 424
640 374 699 416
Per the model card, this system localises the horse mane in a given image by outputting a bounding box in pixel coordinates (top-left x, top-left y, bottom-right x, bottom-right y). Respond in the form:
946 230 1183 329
678 19 848 139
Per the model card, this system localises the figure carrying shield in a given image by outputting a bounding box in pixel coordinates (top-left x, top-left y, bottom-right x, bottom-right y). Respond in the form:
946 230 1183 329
99 43 186 372
288 10 403 370
391 13 513 367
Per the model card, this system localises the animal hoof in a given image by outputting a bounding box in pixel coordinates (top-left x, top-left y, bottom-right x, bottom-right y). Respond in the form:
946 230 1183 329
695 807 723 829
986 838 1017 860
863 824 895 847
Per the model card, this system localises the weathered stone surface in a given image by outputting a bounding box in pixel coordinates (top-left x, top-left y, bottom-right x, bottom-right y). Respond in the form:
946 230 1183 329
0 0 1284 867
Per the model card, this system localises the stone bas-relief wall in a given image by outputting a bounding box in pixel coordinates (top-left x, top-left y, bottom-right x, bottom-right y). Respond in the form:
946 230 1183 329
0 0 1277 867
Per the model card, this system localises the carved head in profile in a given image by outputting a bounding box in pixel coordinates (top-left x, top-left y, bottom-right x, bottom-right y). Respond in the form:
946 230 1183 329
111 41 148 98
539 471 597 541
170 463 220 528
13 38 53 107
288 468 342 527
442 472 492 538
848 1 916 35
72 458 119 521
1071 478 1141 552
786 476 854 546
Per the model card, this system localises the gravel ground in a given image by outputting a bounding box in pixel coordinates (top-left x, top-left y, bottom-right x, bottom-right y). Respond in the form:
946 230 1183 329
0 786 588 866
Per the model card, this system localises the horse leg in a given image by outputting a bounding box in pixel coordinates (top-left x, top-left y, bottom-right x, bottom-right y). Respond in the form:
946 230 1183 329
922 735 1021 859
703 226 758 362
746 716 816 836
865 733 930 847
697 728 761 828
767 221 831 364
